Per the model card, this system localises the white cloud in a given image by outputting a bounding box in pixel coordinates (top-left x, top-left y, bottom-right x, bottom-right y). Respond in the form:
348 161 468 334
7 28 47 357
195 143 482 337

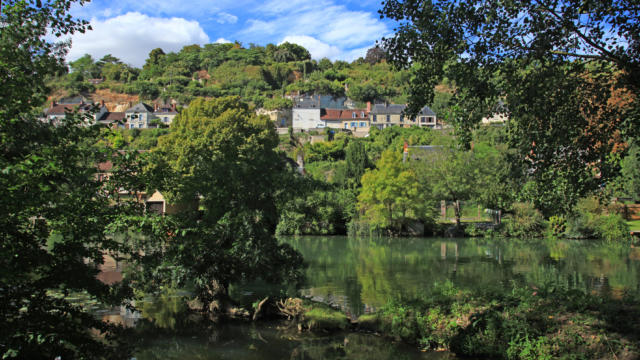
216 12 238 24
243 0 388 60
215 38 232 43
67 12 210 67
281 35 341 60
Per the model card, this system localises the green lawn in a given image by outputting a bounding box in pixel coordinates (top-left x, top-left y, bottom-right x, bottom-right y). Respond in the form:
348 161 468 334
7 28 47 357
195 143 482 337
627 220 640 231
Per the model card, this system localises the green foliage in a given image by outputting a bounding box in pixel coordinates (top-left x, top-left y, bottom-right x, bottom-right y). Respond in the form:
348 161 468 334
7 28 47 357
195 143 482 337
595 214 630 242
303 304 349 331
621 142 640 202
546 215 566 237
563 196 629 240
263 97 293 110
502 203 545 238
344 140 370 188
381 0 640 212
276 188 354 236
0 1 141 358
358 150 435 233
141 96 304 308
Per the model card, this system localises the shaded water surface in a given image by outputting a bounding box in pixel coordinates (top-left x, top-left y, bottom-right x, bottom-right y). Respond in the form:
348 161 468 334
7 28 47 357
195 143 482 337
101 236 639 358
134 322 453 360
283 237 640 316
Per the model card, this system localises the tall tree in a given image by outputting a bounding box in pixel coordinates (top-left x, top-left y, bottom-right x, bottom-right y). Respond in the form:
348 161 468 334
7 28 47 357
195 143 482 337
380 0 640 214
142 97 304 311
1 0 137 358
358 150 433 233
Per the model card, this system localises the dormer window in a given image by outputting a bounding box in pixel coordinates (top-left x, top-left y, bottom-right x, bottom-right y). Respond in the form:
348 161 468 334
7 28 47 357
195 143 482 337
352 112 356 118
361 112 365 118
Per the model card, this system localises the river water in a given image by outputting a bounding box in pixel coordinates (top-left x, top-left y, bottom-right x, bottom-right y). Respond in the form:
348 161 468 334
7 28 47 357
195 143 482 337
101 236 640 359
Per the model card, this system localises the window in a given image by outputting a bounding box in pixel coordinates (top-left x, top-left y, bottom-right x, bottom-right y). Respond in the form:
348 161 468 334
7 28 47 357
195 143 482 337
360 122 366 127
351 122 357 128
400 115 404 123
420 116 426 123
164 117 169 122
386 114 390 122
352 112 356 118
344 123 349 129
361 112 365 118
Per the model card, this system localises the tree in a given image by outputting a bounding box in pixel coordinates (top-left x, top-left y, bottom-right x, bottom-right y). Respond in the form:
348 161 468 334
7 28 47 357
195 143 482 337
344 140 370 188
1 1 137 358
358 150 433 233
621 142 640 202
380 0 640 214
364 46 386 65
142 97 304 312
69 54 100 78
417 148 479 226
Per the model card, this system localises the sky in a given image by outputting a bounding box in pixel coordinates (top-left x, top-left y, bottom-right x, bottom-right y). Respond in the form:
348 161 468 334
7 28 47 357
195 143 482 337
65 0 396 67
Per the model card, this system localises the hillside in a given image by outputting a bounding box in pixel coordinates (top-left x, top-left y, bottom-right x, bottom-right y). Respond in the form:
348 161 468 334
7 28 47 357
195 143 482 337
47 42 452 114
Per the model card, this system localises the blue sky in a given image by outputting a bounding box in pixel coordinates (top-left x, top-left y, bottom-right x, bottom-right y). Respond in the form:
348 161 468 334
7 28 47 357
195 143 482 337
66 0 396 67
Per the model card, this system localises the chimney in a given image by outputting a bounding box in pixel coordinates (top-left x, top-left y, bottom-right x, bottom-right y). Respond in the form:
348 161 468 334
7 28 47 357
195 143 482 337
366 101 371 112
171 103 176 111
52 101 57 107
100 100 105 107
154 103 158 111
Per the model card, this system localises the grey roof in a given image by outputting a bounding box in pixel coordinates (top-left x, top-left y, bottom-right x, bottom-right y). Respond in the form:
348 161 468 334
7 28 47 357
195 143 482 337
371 103 436 116
294 95 347 109
418 106 436 116
371 103 406 114
125 102 154 113
57 96 87 104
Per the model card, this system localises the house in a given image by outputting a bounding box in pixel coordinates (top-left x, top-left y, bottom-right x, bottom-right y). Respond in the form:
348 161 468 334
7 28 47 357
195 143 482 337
153 103 179 126
96 156 192 215
45 99 108 124
340 103 371 134
98 111 126 128
481 101 508 125
125 102 156 129
257 108 292 128
320 109 343 128
292 95 349 130
369 104 438 129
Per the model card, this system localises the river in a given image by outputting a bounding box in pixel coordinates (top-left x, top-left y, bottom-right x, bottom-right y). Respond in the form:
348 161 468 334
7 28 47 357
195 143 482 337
101 236 640 359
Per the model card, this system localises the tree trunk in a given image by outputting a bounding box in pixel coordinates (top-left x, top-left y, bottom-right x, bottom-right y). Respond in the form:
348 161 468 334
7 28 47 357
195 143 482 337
454 200 461 227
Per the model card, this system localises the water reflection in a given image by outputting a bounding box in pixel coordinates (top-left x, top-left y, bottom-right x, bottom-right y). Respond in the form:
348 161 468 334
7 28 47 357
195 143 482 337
134 322 453 360
283 237 640 316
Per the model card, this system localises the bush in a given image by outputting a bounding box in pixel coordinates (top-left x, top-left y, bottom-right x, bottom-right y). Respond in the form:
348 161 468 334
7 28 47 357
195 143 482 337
595 214 630 242
545 215 566 237
502 202 545 238
565 196 629 241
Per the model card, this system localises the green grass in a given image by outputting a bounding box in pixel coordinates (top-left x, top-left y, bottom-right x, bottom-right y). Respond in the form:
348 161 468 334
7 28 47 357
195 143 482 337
627 220 640 231
304 305 349 331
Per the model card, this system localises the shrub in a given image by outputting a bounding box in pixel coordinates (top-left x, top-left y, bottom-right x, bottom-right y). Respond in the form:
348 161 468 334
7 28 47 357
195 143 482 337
502 202 545 238
545 215 566 237
595 214 630 242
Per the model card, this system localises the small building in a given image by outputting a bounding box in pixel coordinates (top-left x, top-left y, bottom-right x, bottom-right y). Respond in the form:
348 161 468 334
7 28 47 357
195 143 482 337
98 111 126 128
125 102 155 129
45 99 108 124
339 109 370 135
369 104 438 129
153 103 179 126
256 108 292 128
292 95 349 130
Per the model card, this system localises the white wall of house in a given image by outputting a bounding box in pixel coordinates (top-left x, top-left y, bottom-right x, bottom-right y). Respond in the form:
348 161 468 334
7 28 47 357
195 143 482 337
292 108 323 129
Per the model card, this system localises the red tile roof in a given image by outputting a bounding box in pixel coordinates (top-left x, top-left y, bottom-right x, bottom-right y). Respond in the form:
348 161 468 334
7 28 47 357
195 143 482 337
320 109 342 120
320 109 369 120
339 109 369 120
